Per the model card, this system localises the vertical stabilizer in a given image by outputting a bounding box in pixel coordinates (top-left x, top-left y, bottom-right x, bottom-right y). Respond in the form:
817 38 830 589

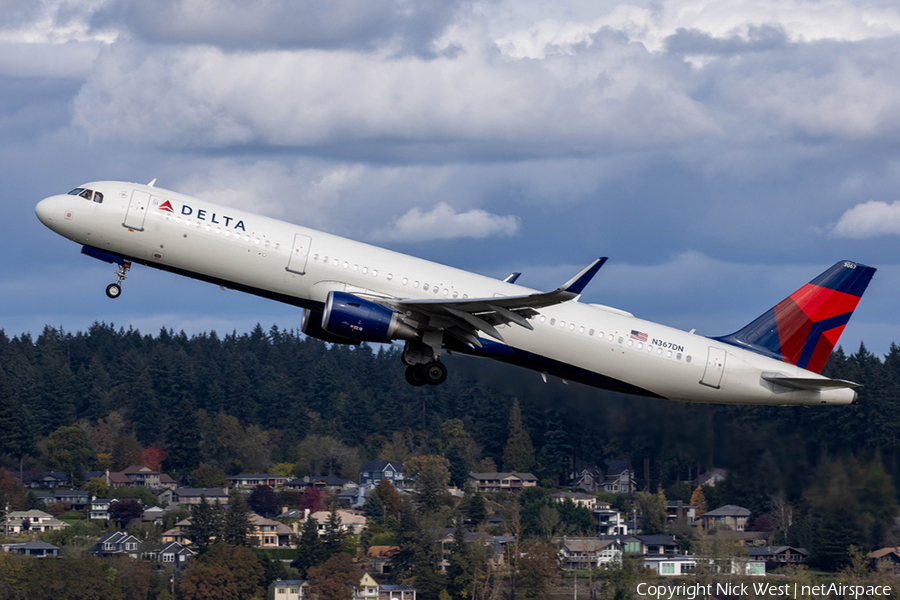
714 261 876 373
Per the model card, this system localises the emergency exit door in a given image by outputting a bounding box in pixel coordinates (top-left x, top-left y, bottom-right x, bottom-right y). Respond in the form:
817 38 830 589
123 190 150 231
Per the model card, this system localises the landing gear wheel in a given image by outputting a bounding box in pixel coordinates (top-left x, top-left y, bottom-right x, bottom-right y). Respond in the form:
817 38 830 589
424 361 447 386
405 365 427 386
105 283 122 299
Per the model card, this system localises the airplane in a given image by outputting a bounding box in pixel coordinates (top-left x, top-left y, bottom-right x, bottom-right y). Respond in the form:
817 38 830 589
35 181 876 406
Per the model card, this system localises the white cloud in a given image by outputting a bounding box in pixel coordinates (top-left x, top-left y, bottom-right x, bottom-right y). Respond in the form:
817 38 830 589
373 202 520 242
831 200 900 238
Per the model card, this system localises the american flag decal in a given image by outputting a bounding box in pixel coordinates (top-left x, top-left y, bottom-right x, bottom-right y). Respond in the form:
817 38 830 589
630 330 648 342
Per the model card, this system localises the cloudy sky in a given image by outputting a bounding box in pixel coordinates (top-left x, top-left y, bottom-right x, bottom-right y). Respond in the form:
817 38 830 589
2 0 899 358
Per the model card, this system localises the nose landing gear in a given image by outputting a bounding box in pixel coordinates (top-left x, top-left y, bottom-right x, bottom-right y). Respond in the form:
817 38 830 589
106 261 131 299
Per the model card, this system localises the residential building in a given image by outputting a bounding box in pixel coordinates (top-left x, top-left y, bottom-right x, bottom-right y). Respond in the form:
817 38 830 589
228 474 290 489
379 585 416 600
355 573 379 599
2 510 68 534
156 542 194 567
557 537 623 570
568 466 605 492
307 509 367 536
285 475 356 493
20 471 69 489
699 505 751 531
602 460 636 495
746 546 809 570
665 501 696 524
467 472 537 493
359 461 404 489
107 465 176 489
269 579 309 599
90 498 112 520
696 468 727 488
551 492 597 510
869 547 900 573
158 487 229 507
643 555 765 576
89 531 142 558
593 503 627 536
164 512 295 547
636 535 681 556
36 489 90 510
1 541 60 558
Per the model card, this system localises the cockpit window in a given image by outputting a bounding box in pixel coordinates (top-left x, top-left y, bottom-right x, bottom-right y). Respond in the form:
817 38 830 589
68 188 101 201
79 189 93 200
93 192 103 203
68 188 85 196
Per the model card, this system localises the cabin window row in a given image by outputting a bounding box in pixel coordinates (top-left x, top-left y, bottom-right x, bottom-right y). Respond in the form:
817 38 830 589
308 253 470 299
536 315 691 363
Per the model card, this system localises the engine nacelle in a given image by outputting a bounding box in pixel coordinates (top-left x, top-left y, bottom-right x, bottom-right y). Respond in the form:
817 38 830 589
301 309 358 345
322 292 416 343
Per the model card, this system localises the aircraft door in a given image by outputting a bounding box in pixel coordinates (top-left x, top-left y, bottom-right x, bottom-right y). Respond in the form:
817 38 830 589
123 190 151 231
700 346 726 388
286 233 312 275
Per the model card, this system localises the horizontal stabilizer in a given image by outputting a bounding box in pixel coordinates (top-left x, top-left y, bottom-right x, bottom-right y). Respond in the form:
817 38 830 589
762 373 861 391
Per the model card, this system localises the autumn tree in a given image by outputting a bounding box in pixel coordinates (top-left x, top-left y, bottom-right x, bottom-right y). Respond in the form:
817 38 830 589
690 486 708 517
179 543 265 600
519 541 560 600
307 552 362 600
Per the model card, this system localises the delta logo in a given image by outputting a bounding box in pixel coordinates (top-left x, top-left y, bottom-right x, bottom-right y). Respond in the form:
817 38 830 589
160 202 247 231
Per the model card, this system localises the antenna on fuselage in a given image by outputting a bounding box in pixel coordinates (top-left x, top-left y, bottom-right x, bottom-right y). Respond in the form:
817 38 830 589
147 178 157 187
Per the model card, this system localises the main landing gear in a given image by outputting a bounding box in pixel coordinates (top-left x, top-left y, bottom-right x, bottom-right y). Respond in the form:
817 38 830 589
106 261 131 299
404 361 448 387
402 335 448 387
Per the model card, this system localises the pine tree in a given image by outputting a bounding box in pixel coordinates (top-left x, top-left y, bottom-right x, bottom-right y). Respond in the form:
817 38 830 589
186 496 224 554
502 398 535 473
293 515 324 578
222 489 253 546
323 502 346 559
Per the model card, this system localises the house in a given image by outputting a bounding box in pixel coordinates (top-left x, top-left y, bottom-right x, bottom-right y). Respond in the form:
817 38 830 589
600 534 643 555
359 461 404 489
90 498 112 520
1 541 60 558
269 579 309 599
551 492 597 510
699 505 751 531
141 506 168 526
337 486 369 510
227 474 290 489
602 460 636 495
1 510 68 534
307 509 367 536
366 546 398 575
746 546 809 570
636 535 682 556
869 547 900 572
568 466 605 492
158 487 229 507
643 555 765 576
106 465 176 489
379 584 416 600
36 489 91 510
666 501 696 524
467 472 537 493
557 537 623 570
285 476 356 493
89 531 142 558
696 468 727 488
355 573 379 599
155 541 194 567
164 512 295 548
593 503 627 536
20 471 69 489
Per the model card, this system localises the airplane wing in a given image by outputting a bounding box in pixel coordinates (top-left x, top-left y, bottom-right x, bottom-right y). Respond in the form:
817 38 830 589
376 258 607 347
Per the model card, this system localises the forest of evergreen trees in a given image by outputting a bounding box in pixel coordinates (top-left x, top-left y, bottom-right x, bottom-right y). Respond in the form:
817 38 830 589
1 322 900 571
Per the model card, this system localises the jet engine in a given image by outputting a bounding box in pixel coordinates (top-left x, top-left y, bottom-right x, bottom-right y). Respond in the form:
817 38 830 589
301 308 357 345
320 291 416 343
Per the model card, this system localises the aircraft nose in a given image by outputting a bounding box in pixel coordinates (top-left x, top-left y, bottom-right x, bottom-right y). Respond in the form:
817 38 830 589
35 196 60 228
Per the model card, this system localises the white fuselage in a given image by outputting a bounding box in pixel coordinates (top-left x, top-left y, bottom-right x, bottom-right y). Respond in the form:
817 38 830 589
35 181 856 406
